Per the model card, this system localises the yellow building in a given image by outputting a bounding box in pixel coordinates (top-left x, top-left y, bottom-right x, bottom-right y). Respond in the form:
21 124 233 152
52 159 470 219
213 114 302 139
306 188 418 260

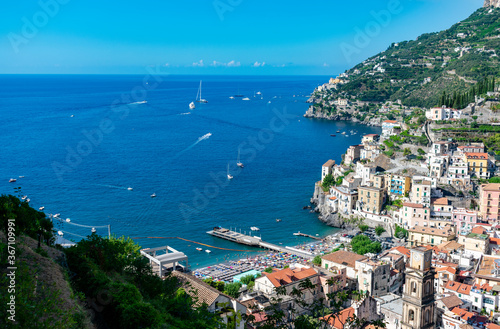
357 186 386 214
464 152 490 179
385 173 412 197
408 225 456 247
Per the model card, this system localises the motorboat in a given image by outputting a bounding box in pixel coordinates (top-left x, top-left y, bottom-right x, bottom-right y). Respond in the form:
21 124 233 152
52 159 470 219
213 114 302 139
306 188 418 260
189 102 195 110
196 247 203 251
39 206 44 211
205 249 211 253
250 227 260 231
9 178 16 183
151 193 156 198
127 187 133 191
242 97 250 101
276 218 282 222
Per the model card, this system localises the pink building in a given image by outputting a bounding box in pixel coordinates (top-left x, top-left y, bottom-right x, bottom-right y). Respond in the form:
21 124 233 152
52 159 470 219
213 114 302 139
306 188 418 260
480 183 500 222
452 208 478 235
400 202 429 229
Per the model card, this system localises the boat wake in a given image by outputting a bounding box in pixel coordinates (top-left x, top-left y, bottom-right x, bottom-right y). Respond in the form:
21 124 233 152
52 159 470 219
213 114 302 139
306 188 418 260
129 101 147 105
94 184 130 190
174 133 212 158
179 112 191 115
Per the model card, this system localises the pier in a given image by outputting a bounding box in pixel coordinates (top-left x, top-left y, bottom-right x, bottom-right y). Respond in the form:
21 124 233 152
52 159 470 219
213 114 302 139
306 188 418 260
207 227 314 259
293 231 324 241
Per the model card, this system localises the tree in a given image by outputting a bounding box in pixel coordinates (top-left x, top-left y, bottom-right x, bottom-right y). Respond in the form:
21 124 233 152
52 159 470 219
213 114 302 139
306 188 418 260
224 282 242 299
403 148 411 156
375 225 386 236
313 255 322 266
359 224 369 232
417 148 426 155
264 267 273 273
489 177 500 183
395 224 408 238
247 277 387 329
240 274 255 285
322 174 335 192
350 235 381 255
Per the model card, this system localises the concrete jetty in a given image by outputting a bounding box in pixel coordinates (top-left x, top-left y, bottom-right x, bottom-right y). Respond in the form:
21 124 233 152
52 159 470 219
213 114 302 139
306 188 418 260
207 227 314 259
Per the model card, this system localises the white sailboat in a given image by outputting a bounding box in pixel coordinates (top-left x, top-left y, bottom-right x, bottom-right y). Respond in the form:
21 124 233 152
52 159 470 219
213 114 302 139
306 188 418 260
237 148 244 168
227 163 233 180
196 80 208 103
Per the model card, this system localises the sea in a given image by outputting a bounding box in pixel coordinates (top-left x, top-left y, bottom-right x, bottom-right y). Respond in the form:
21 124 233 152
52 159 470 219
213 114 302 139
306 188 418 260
0 74 381 268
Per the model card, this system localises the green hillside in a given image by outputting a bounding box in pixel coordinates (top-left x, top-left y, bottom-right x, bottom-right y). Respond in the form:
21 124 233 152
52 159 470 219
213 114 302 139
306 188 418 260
326 7 500 108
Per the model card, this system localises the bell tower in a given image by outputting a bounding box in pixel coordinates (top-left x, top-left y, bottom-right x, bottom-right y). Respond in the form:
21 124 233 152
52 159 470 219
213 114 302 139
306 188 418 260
401 247 435 329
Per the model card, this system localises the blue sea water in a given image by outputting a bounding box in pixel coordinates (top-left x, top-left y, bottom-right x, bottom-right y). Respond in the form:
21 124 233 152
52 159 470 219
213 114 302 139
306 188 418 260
0 75 380 268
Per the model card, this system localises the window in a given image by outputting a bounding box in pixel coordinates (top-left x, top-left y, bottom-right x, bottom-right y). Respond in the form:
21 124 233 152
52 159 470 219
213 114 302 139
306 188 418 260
425 282 431 294
411 282 417 293
409 310 415 321
425 310 430 323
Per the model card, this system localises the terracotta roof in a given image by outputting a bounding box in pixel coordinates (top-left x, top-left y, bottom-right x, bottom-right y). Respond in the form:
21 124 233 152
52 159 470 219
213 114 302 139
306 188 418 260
437 266 457 274
329 197 337 200
486 323 500 329
321 250 367 268
451 307 475 321
431 197 449 205
321 307 354 329
481 183 500 191
490 237 500 245
323 159 335 167
391 246 411 258
465 152 488 159
444 281 472 295
438 241 464 252
383 120 398 123
403 202 424 208
471 226 487 234
262 267 318 288
439 294 464 310
473 282 493 292
363 134 379 137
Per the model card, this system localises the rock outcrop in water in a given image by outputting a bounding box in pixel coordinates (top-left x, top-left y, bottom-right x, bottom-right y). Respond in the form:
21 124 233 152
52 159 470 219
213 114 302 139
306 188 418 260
310 182 354 229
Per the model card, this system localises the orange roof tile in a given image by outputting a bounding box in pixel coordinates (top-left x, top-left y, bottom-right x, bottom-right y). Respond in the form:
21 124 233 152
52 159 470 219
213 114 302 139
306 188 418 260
451 307 475 321
437 267 457 274
403 202 424 208
391 246 411 258
262 267 317 288
321 307 355 329
444 281 472 295
465 152 488 159
383 120 398 123
432 197 449 205
471 226 486 234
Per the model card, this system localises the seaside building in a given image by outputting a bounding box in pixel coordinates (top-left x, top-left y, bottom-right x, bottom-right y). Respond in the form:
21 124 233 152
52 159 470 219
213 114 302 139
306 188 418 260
457 143 485 154
355 258 391 297
410 180 431 207
322 159 336 183
362 134 380 144
401 247 435 329
464 152 492 179
452 208 478 235
400 203 429 229
385 173 411 198
254 265 319 314
357 186 386 215
330 185 358 216
431 197 453 223
356 162 377 186
321 250 367 280
479 183 500 222
344 145 364 166
382 120 400 137
172 271 247 329
408 225 456 247
457 226 490 258
446 156 471 189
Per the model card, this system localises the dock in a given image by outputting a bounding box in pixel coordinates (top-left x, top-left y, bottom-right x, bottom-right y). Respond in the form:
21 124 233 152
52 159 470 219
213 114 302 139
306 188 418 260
207 227 314 259
293 232 324 241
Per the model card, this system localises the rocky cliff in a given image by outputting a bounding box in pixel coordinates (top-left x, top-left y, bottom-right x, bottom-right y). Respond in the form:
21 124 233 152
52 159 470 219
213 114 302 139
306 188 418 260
311 182 354 228
484 0 500 8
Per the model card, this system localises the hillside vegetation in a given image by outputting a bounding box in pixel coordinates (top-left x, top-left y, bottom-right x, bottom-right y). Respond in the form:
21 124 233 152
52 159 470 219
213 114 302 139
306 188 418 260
326 7 500 108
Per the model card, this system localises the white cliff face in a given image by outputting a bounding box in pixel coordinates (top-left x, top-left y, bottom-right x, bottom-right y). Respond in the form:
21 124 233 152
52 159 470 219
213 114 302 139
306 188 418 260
484 0 500 7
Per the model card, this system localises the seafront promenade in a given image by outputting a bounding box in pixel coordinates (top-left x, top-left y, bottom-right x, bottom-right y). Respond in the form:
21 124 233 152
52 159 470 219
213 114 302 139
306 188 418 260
194 232 343 282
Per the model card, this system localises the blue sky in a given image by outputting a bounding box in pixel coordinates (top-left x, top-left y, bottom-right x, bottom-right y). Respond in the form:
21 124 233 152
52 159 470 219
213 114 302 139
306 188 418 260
0 0 483 75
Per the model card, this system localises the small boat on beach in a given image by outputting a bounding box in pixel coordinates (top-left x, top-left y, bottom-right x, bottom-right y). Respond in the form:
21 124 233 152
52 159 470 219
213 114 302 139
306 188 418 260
196 247 203 251
9 178 16 183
